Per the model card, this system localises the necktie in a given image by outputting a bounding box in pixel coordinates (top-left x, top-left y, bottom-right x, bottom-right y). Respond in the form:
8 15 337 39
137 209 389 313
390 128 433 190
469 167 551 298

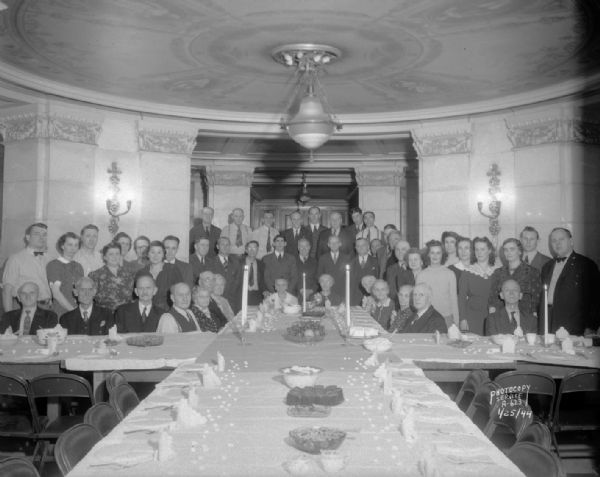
524 255 529 264
555 256 567 263
83 310 89 322
510 311 516 325
141 306 148 323
360 257 365 267
33 251 44 257
266 228 272 253
294 229 298 239
277 253 282 262
236 226 243 247
332 253 338 264
367 229 371 243
200 257 204 265
186 310 198 329
248 262 255 287
205 225 210 234
223 258 228 271
23 310 32 334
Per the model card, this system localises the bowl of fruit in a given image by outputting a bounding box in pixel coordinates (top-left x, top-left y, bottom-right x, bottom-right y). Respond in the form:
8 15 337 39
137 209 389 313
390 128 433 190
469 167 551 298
283 321 326 344
280 365 322 388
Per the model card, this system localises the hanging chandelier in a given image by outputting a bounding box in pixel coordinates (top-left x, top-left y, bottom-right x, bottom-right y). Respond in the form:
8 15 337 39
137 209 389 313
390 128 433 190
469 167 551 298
272 43 342 151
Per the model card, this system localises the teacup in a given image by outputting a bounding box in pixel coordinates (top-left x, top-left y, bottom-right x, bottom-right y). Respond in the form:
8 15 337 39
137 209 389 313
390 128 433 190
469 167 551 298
526 333 537 346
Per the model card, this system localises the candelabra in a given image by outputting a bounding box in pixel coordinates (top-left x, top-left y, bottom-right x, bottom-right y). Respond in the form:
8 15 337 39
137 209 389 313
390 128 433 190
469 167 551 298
106 162 132 236
477 163 502 246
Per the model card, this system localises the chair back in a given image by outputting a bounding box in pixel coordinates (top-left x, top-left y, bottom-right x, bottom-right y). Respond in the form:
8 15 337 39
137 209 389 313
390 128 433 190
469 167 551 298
109 383 140 420
516 420 552 449
84 402 121 437
0 371 40 436
455 369 489 412
0 456 41 477
553 369 600 433
506 442 565 477
483 399 534 449
105 371 128 393
29 374 94 420
494 370 556 423
465 380 500 430
54 423 102 476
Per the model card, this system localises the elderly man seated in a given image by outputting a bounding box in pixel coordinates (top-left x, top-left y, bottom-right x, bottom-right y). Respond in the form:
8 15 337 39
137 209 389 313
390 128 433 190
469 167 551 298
0 282 57 335
308 274 342 308
485 279 537 336
191 286 228 333
157 282 200 333
198 271 235 322
402 283 447 333
59 277 113 335
263 277 298 311
114 274 163 333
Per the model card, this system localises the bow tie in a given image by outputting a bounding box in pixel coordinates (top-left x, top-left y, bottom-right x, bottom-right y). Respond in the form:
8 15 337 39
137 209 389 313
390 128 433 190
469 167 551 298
33 251 44 256
555 256 567 263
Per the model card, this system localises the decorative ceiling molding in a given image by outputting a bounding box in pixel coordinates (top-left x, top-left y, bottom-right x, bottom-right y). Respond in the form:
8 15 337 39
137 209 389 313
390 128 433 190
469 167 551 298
506 118 600 148
411 127 473 157
0 111 102 144
355 169 404 187
205 168 254 187
137 127 197 155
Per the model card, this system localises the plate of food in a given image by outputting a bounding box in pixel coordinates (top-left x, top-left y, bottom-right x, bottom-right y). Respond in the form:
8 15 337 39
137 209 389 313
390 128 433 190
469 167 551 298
287 404 331 418
288 426 347 454
283 321 326 343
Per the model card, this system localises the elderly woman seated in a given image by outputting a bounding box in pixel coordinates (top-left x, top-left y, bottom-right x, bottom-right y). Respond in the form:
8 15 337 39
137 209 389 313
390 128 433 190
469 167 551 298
308 274 342 308
369 279 397 331
360 275 378 311
389 284 414 333
190 286 228 333
263 277 298 311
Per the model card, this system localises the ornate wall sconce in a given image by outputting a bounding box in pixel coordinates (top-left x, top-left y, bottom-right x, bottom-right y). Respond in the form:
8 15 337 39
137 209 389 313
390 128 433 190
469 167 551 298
106 162 132 236
477 163 502 245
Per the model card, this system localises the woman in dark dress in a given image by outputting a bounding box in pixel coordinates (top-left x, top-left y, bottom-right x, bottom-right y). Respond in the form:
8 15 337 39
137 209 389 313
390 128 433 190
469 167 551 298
135 241 182 310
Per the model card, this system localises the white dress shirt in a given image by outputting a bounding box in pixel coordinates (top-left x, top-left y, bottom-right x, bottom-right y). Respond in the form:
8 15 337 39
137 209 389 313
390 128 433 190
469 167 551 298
157 306 198 333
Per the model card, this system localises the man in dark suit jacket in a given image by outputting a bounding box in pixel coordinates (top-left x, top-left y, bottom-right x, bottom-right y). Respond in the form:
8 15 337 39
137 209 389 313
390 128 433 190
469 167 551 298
163 235 194 288
346 207 365 239
376 230 402 279
0 282 57 335
520 226 551 272
317 211 355 258
262 235 299 294
283 211 310 257
295 238 318 298
59 277 113 335
188 207 221 256
189 237 216 285
402 283 448 333
349 238 379 306
209 237 242 314
485 279 538 335
317 235 351 297
114 275 164 333
541 228 600 335
306 206 327 260
243 240 266 306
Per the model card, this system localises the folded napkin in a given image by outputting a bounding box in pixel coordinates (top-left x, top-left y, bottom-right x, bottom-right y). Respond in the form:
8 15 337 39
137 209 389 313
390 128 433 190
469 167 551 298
108 324 119 341
186 386 199 408
156 429 176 462
513 326 523 338
364 352 379 367
556 326 569 340
447 324 461 341
217 351 226 372
561 337 575 355
201 363 222 388
417 445 440 477
399 407 417 443
391 389 407 417
172 398 207 430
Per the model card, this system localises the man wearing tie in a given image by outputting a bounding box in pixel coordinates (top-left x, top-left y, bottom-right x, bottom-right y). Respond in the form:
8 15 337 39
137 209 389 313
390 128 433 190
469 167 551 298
485 279 537 335
59 277 113 335
317 235 351 297
157 282 200 333
114 274 163 333
163 235 194 288
520 226 551 272
347 207 365 238
210 237 242 313
220 208 251 262
262 235 298 294
295 238 318 299
243 240 265 305
252 210 279 259
0 282 57 335
190 237 216 285
306 206 327 259
357 211 383 244
283 211 309 257
349 238 379 306
541 228 600 335
189 206 221 256
317 211 354 258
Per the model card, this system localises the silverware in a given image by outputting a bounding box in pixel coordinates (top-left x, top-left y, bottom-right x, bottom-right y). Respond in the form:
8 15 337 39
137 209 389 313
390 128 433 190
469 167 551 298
445 455 494 465
123 428 156 435
89 462 139 469
143 404 173 411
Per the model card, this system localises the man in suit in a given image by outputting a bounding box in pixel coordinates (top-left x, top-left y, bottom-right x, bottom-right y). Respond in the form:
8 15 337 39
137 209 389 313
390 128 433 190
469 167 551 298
283 210 309 257
209 237 242 313
189 237 216 285
157 282 200 333
520 226 551 272
262 235 298 294
243 240 266 305
114 274 163 333
485 279 537 335
357 211 383 244
402 283 447 333
0 282 57 335
349 238 379 306
189 206 221 256
295 238 318 299
163 235 194 288
252 210 280 259
220 207 252 262
59 277 112 335
317 211 354 258
541 228 600 335
306 206 327 259
317 235 351 297
376 230 402 279
346 207 365 238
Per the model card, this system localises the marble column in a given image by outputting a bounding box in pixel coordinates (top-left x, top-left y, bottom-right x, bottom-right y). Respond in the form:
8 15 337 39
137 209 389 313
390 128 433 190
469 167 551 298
205 166 254 228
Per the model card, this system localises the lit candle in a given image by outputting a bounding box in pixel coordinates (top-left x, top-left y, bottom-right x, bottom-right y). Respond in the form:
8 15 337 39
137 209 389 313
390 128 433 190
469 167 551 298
241 264 249 327
302 272 306 313
345 264 351 328
544 283 549 343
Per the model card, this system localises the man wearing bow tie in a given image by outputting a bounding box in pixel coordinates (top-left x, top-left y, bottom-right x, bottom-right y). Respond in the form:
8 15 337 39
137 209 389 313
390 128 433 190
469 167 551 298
2 223 52 312
541 228 600 335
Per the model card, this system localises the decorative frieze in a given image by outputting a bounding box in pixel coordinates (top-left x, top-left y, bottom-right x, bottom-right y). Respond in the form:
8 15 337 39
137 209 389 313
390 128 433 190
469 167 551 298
205 169 254 186
0 112 102 145
137 128 197 154
411 130 472 157
355 169 403 187
506 118 600 148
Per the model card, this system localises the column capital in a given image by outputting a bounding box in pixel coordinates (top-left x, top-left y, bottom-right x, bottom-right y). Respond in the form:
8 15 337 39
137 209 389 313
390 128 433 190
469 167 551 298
411 121 472 157
355 167 404 186
137 118 198 154
206 167 254 186
506 117 600 149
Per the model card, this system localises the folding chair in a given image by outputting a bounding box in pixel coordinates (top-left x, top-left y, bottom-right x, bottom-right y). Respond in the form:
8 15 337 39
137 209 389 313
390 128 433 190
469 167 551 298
0 456 41 477
506 441 565 477
84 402 121 437
516 420 552 450
105 371 128 394
0 371 39 452
109 383 140 420
455 369 490 412
465 380 500 431
54 423 102 476
483 400 534 451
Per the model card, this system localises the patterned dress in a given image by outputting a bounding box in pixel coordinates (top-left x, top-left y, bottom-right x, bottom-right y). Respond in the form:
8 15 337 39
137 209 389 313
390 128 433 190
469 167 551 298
89 265 135 313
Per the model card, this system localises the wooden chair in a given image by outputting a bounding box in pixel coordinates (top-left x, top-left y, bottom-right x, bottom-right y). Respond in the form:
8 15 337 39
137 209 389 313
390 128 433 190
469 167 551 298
84 402 121 437
0 456 41 477
109 383 140 420
54 423 102 476
506 442 565 477
455 369 490 412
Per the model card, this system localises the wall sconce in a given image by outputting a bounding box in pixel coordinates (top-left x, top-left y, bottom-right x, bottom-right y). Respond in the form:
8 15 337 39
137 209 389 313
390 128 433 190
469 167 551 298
477 163 502 246
106 162 132 236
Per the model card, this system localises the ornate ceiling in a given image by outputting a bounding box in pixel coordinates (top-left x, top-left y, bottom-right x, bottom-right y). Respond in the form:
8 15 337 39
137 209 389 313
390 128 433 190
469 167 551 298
0 0 598 121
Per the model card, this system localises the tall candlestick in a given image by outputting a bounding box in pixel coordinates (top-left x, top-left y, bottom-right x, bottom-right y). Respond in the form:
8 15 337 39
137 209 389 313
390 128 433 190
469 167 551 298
345 264 351 328
241 264 249 327
543 283 548 342
302 273 307 313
